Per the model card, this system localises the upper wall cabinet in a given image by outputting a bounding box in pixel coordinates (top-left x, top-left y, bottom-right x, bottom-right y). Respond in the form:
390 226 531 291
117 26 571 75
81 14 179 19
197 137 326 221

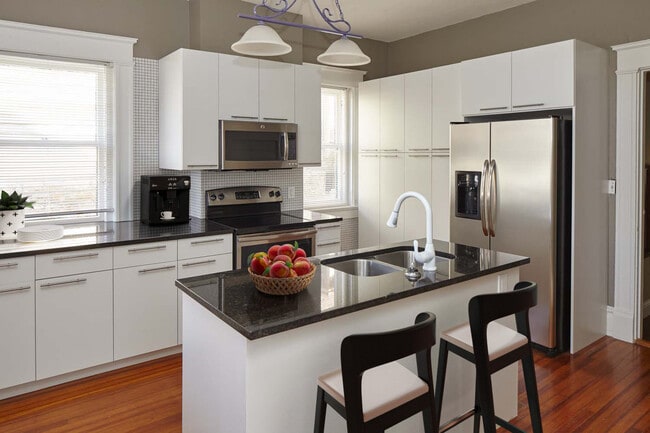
295 64 321 166
511 40 574 111
359 80 380 151
432 64 462 149
259 60 295 122
218 54 259 121
380 75 405 152
461 40 577 116
404 70 432 152
159 49 220 170
461 52 512 116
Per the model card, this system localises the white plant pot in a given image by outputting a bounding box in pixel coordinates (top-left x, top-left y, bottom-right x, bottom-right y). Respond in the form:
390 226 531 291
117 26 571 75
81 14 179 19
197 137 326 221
0 209 25 240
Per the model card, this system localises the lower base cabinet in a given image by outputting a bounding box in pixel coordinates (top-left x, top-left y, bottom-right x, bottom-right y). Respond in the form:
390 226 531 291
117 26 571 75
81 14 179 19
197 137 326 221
36 271 113 380
0 282 35 388
114 262 178 360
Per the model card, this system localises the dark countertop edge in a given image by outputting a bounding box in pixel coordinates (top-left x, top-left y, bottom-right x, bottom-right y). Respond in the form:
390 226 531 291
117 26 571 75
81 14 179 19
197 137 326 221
0 226 234 259
176 256 530 341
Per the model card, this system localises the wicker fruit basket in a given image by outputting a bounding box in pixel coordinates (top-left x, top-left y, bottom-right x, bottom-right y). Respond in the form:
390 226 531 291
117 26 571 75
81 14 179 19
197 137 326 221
248 265 316 295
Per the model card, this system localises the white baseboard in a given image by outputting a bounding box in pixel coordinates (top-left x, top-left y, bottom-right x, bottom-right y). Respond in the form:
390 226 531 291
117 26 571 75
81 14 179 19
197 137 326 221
0 345 181 400
607 306 635 343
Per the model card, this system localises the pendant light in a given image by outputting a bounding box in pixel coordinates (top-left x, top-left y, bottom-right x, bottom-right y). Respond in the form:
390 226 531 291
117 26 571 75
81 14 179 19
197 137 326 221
233 0 371 67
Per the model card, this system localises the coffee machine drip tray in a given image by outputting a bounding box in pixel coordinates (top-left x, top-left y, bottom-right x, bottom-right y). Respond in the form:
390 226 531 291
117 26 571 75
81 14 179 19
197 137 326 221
141 175 191 225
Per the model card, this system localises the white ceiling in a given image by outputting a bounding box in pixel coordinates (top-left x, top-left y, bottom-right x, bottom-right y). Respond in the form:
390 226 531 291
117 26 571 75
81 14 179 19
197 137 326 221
241 0 538 42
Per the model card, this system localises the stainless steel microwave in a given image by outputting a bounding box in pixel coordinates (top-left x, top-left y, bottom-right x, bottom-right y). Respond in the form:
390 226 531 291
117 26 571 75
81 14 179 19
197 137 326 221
219 120 298 170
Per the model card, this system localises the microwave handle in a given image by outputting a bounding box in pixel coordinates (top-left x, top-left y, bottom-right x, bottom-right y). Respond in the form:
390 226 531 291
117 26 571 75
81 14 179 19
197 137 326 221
282 132 289 161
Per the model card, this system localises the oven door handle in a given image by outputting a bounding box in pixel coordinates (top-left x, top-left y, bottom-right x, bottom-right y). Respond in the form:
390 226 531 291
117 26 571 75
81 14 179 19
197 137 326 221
237 228 317 246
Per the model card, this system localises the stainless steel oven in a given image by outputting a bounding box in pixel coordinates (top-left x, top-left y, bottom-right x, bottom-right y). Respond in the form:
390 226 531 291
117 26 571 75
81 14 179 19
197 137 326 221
219 120 298 170
236 228 316 270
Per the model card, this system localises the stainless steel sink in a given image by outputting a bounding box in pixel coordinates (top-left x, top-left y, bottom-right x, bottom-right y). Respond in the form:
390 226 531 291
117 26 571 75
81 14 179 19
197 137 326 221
322 259 402 277
371 250 454 268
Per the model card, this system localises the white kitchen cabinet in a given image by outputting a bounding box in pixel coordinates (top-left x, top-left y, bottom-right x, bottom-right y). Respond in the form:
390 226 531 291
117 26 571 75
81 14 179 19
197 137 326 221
114 261 178 360
113 241 177 269
358 153 380 248
219 54 259 121
379 153 405 244
403 154 432 241
432 64 462 149
359 80 381 152
259 60 294 122
36 248 112 280
404 69 432 152
159 49 220 170
315 222 342 255
461 52 512 116
36 270 113 380
380 75 405 152
431 154 450 242
511 40 574 111
295 64 322 166
0 256 35 389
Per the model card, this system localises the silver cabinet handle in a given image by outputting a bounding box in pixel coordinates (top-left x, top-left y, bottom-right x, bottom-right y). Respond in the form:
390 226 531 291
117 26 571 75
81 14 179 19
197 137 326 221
0 286 31 294
479 106 508 111
138 265 176 274
488 159 497 237
513 103 545 108
407 148 429 151
407 154 431 158
431 154 450 158
360 154 379 158
480 159 489 237
41 278 87 288
263 117 289 121
382 154 399 158
182 259 217 268
128 245 166 253
187 165 217 168
317 241 341 247
53 252 99 262
190 238 225 246
383 148 400 151
231 115 258 119
361 148 379 152
0 262 19 269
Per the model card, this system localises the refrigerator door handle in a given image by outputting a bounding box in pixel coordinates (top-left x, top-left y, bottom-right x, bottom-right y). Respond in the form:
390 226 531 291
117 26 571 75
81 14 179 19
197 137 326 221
488 159 497 237
480 159 489 236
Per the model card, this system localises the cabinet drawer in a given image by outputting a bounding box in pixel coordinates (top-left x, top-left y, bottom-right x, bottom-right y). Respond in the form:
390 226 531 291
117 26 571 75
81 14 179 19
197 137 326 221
0 256 34 285
178 234 232 260
36 248 112 280
178 254 232 279
316 223 342 244
316 242 341 256
113 240 177 269
0 281 35 389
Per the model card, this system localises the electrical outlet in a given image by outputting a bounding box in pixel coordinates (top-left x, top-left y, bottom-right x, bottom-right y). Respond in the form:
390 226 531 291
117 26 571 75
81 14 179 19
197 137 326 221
607 179 616 195
288 186 296 199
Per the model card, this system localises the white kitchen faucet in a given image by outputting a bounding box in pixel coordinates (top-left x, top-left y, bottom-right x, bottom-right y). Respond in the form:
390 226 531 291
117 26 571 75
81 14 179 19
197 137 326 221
386 191 436 271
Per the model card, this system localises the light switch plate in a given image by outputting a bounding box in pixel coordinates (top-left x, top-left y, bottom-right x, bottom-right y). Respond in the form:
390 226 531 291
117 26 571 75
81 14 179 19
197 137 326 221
607 179 616 195
288 186 296 199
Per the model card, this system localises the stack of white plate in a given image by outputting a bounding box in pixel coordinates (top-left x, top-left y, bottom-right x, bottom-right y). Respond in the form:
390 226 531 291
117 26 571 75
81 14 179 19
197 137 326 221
16 225 65 243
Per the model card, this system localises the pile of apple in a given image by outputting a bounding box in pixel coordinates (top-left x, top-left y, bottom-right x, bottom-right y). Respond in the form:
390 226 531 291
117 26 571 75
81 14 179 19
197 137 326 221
248 243 313 278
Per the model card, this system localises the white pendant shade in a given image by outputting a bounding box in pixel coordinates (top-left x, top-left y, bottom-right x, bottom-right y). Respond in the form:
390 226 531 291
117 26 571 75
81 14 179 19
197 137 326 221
317 37 371 67
231 24 292 56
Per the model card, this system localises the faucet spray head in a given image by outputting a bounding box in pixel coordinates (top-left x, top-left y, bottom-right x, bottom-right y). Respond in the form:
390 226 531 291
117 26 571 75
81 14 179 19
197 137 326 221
386 211 399 228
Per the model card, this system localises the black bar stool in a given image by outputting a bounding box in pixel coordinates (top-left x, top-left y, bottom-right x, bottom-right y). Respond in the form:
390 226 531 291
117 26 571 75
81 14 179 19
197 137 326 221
313 312 439 433
435 281 543 433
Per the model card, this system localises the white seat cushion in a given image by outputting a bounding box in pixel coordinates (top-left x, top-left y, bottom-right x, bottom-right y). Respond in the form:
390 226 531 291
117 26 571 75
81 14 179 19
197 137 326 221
441 321 528 361
317 361 429 422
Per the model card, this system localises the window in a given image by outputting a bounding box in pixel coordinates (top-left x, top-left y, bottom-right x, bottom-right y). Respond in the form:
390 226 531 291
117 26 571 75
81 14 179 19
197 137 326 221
0 53 113 220
304 86 351 208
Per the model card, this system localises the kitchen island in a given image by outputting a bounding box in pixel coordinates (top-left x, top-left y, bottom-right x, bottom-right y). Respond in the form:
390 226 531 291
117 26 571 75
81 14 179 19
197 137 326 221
176 240 529 433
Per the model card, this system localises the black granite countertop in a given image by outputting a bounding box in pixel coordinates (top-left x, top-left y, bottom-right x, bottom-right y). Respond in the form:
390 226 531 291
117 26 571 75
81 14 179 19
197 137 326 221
176 239 530 340
0 218 233 259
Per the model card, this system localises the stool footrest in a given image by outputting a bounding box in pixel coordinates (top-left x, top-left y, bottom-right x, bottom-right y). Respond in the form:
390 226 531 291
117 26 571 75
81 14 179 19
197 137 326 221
439 408 476 433
495 416 526 433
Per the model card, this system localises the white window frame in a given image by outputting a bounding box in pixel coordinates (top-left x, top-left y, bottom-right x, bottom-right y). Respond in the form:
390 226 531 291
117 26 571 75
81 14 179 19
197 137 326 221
0 19 137 222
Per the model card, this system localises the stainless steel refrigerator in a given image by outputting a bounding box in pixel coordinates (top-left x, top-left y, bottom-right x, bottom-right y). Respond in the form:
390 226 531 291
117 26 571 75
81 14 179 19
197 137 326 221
450 117 571 353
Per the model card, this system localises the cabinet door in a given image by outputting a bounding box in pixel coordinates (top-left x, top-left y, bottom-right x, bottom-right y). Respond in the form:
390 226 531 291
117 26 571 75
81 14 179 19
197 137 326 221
432 64 462 149
114 262 178 360
259 60 294 122
295 64 322 166
404 154 432 241
431 155 450 242
359 80 380 152
404 70 432 152
379 153 405 244
380 75 405 152
218 54 259 120
512 40 574 111
0 282 35 389
315 222 341 255
358 153 380 248
461 52 511 116
36 270 113 380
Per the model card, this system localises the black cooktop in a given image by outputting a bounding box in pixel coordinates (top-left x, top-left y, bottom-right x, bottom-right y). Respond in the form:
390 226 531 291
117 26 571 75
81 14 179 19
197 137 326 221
209 212 315 235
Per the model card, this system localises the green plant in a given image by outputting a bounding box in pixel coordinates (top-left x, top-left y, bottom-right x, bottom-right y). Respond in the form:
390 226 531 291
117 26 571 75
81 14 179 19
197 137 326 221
0 190 34 211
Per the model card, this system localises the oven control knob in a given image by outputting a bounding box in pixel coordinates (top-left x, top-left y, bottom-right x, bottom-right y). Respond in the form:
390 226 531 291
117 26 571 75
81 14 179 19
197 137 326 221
217 193 225 201
210 194 217 201
274 191 281 197
268 191 274 198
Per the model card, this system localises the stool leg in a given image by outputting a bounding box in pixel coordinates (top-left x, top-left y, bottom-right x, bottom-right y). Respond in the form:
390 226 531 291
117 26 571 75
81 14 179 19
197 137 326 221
314 387 327 433
472 374 480 433
434 340 449 428
475 361 497 433
522 350 543 433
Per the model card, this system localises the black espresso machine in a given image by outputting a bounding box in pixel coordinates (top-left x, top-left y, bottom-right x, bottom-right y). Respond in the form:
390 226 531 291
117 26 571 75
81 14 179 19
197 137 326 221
141 175 191 225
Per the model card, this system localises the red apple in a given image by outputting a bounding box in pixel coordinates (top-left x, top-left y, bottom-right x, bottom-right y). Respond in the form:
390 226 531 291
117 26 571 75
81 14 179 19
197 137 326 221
249 256 270 275
293 260 312 276
273 254 293 265
293 248 307 260
278 243 295 258
267 245 281 260
269 261 290 278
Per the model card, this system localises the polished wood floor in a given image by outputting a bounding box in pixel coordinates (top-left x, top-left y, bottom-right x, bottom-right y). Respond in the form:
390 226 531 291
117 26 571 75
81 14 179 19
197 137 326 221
0 337 648 432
